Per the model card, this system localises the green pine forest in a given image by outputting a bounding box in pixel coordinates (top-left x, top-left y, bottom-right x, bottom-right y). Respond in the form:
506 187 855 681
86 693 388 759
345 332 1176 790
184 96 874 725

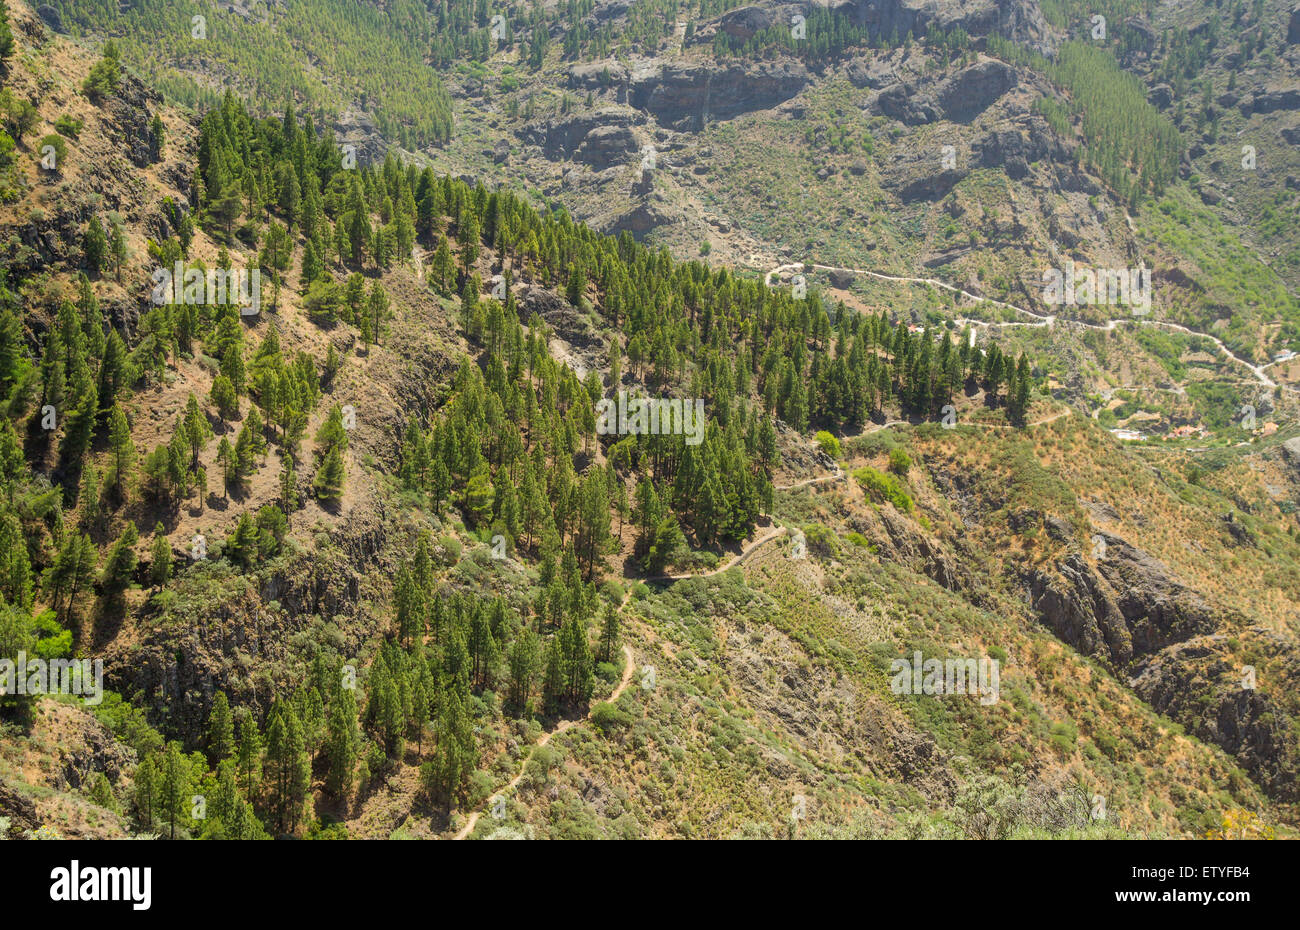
0 44 1037 833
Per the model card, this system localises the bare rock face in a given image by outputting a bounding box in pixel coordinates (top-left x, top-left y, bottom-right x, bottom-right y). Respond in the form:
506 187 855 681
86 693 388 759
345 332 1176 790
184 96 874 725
875 507 973 594
104 75 164 169
0 781 40 836
44 703 136 793
568 61 631 91
975 127 1039 179
717 4 781 41
936 60 1017 123
104 551 369 745
1242 88 1300 115
333 109 388 168
876 60 1016 125
36 4 64 32
596 200 676 238
1027 532 1220 668
1027 552 1134 664
827 0 1055 54
1282 436 1300 471
1130 634 1300 802
628 60 811 131
844 55 900 89
880 146 968 201
575 123 639 168
520 107 644 161
874 81 941 124
1091 532 1224 657
1023 531 1299 800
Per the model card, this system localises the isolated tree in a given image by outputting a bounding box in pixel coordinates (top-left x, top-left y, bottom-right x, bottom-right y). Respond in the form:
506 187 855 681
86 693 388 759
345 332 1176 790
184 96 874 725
100 520 138 598
597 601 620 665
149 524 171 588
181 393 212 468
278 453 298 517
149 113 165 162
365 280 389 347
209 374 238 423
82 41 121 101
313 444 344 502
206 692 236 765
83 216 107 276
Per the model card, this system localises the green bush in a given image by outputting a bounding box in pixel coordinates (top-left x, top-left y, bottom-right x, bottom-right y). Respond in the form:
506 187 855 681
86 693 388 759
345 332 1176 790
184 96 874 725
814 430 842 459
54 114 83 138
590 701 633 732
852 467 913 512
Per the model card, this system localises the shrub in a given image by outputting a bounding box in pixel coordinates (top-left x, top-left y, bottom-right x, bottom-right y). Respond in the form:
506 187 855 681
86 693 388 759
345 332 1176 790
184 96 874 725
36 134 67 171
852 467 913 512
802 523 839 557
888 447 912 475
54 114 83 138
591 701 633 732
814 430 842 459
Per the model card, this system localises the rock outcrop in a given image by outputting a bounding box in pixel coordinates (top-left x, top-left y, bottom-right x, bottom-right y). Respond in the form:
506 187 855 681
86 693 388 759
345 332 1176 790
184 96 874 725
936 60 1018 123
520 107 645 161
628 60 811 131
1130 634 1300 801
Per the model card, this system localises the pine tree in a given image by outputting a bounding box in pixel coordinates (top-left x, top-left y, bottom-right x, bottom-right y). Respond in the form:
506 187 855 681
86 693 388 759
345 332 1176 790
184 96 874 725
206 692 236 764
313 444 345 503
107 403 135 503
236 715 263 797
100 520 138 598
597 600 620 665
149 524 171 588
324 687 359 796
278 453 298 517
507 629 540 713
157 741 195 840
181 393 212 468
541 636 565 715
83 216 107 276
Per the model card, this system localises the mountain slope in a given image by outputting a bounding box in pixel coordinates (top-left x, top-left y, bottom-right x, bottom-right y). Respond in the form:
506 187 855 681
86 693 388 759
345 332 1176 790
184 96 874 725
0 0 1295 842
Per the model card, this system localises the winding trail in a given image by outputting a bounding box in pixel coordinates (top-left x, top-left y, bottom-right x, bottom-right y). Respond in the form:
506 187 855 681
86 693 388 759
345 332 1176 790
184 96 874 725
454 641 637 840
765 261 1294 395
452 520 800 838
450 400 1083 838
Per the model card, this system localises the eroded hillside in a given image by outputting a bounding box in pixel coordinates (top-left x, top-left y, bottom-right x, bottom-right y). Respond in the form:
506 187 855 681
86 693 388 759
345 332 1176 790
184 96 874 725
0 0 1295 842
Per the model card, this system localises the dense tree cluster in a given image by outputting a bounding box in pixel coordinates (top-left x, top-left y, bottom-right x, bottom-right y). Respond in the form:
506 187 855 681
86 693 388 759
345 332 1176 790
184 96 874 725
62 0 453 147
990 37 1182 203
